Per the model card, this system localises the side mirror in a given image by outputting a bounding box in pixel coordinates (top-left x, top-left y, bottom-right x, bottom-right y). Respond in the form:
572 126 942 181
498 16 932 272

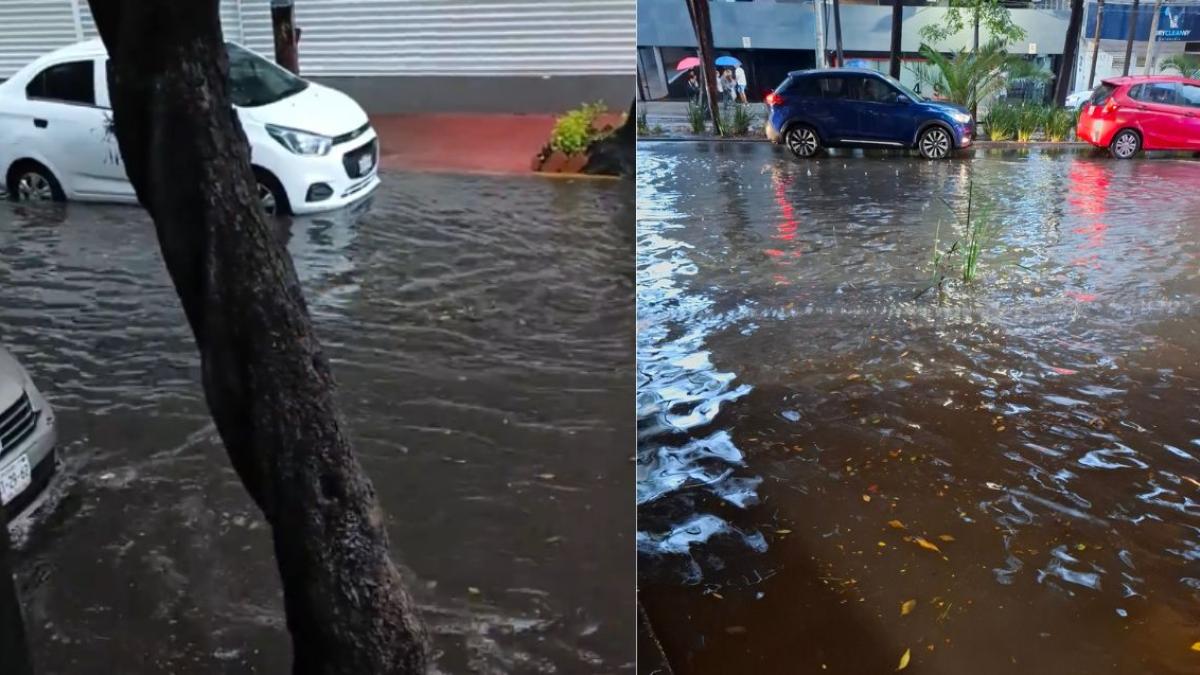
895 94 911 105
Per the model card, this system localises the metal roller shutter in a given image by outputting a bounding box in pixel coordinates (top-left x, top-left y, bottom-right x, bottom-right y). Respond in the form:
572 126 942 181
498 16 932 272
0 0 79 78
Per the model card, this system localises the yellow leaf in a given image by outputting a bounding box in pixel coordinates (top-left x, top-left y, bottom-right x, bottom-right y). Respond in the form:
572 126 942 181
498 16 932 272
938 534 956 542
1191 641 1200 652
901 599 916 616
898 648 911 670
913 536 942 554
863 494 872 502
888 520 907 530
776 529 793 535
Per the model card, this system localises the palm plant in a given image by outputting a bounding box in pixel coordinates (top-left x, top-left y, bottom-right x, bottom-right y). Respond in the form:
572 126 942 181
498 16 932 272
1160 54 1200 78
911 41 1049 113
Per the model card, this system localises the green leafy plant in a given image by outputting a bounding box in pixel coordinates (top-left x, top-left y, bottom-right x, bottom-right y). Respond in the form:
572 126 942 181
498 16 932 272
1044 107 1076 142
687 100 707 134
985 103 1016 141
910 41 1047 112
1015 104 1047 142
920 179 999 297
919 0 1026 49
718 103 754 136
636 106 650 136
549 102 607 155
1160 54 1200 78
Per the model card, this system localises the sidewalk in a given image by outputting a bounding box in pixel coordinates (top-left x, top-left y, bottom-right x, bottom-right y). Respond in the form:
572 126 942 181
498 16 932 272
372 112 625 176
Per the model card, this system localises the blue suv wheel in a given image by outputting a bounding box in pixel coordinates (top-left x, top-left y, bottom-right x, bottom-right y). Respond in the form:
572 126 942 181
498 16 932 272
784 125 820 158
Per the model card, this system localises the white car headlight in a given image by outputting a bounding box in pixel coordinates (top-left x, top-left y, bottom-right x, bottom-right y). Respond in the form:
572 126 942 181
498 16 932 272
266 124 332 156
951 112 972 124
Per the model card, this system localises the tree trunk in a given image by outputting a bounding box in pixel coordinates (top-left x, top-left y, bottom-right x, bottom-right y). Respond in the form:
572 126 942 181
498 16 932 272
685 0 723 135
1143 0 1164 74
1055 0 1085 105
271 0 301 75
832 0 844 67
1123 0 1140 76
1088 0 1105 89
0 524 33 675
85 2 430 673
583 100 636 177
971 11 980 121
889 0 903 79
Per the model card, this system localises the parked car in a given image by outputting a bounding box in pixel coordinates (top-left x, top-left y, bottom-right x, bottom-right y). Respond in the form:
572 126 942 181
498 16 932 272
0 347 56 520
0 39 379 215
1065 87 1095 110
1077 75 1200 158
764 68 973 160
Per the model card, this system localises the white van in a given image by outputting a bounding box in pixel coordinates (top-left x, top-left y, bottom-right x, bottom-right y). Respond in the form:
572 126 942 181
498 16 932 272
0 39 380 215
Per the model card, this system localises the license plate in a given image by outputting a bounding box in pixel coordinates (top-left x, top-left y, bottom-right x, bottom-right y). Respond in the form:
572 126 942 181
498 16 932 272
358 152 374 174
0 454 31 505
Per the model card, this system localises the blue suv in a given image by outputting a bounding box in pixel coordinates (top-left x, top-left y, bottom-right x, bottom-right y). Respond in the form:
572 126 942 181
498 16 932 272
765 69 973 160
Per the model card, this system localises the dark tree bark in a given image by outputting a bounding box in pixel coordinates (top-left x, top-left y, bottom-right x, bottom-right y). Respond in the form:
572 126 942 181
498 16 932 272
1 525 33 675
832 0 844 67
85 2 429 673
583 100 635 177
1088 0 1105 89
684 0 723 135
271 0 301 74
1123 0 1140 76
1055 0 1085 106
889 0 903 79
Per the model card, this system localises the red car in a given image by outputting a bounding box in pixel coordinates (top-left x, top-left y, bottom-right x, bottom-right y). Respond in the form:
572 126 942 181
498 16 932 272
1076 75 1200 158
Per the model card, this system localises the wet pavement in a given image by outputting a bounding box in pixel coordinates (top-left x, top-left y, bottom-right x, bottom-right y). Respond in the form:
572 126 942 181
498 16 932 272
637 141 1200 674
1 173 633 674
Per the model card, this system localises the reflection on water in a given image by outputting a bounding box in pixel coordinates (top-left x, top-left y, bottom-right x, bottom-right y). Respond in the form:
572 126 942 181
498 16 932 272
1 173 633 674
637 142 1200 674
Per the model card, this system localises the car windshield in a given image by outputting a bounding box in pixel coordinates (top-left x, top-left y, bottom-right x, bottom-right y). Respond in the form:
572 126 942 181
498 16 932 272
877 73 924 102
226 42 308 107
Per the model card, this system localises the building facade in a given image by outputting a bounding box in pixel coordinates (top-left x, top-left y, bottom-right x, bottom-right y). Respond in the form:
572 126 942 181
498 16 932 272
0 0 635 113
637 0 1073 101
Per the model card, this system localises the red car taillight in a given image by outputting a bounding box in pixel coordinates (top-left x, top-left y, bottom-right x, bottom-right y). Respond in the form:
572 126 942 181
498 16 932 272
1102 98 1119 115
765 91 782 107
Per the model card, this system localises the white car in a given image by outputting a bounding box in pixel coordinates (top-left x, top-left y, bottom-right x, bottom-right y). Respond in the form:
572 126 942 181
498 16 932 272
1065 88 1095 110
0 347 56 519
0 39 380 215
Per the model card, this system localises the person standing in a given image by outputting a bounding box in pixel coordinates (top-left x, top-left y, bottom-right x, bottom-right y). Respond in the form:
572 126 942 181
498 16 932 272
721 69 737 104
735 64 748 103
686 70 700 103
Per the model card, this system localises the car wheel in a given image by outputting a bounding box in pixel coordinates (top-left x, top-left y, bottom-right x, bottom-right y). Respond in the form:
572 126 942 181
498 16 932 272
253 169 290 217
784 125 820 158
1109 129 1140 159
918 126 953 160
7 163 64 203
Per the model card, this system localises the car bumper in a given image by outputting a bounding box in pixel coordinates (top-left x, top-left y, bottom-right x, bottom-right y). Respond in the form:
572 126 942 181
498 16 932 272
955 123 973 148
1 387 57 519
766 115 782 143
1077 116 1114 147
268 131 383 216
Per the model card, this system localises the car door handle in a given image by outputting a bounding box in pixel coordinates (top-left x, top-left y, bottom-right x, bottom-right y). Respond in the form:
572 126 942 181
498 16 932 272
33 118 47 128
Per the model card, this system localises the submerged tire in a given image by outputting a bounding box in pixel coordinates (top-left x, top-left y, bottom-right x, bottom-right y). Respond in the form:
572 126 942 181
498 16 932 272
7 162 64 202
784 125 820 158
1109 129 1140 159
917 126 953 160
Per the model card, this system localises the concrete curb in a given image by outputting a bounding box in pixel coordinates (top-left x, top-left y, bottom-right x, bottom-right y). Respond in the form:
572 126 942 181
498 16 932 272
637 135 1092 149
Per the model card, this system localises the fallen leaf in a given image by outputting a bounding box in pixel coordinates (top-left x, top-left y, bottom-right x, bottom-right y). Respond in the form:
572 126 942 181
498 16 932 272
863 495 872 502
1191 641 1200 652
536 473 556 480
848 373 862 381
725 625 747 634
468 587 481 595
898 648 911 670
901 599 916 616
913 536 942 554
888 520 907 530
878 541 887 547
938 534 956 542
776 529 793 535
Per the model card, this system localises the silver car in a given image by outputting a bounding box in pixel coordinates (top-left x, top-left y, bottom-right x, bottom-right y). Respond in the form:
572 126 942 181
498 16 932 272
0 347 56 518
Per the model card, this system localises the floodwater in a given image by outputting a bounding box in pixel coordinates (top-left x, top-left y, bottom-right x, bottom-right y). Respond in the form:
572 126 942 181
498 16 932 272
1 172 633 674
637 142 1200 674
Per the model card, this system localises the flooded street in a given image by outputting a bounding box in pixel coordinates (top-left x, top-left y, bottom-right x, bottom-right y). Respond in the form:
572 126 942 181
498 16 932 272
637 142 1200 674
1 173 633 674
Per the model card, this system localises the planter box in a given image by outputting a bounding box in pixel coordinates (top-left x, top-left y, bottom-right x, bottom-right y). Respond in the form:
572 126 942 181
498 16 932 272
532 148 590 174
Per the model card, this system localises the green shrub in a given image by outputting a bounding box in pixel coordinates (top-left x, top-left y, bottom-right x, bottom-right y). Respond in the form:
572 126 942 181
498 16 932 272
687 100 707 134
1015 104 1048 143
550 102 607 154
1044 107 1076 142
985 103 1017 141
636 106 649 136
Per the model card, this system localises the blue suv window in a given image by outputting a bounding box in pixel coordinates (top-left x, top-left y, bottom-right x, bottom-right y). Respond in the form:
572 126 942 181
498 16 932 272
778 77 818 98
816 76 852 99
